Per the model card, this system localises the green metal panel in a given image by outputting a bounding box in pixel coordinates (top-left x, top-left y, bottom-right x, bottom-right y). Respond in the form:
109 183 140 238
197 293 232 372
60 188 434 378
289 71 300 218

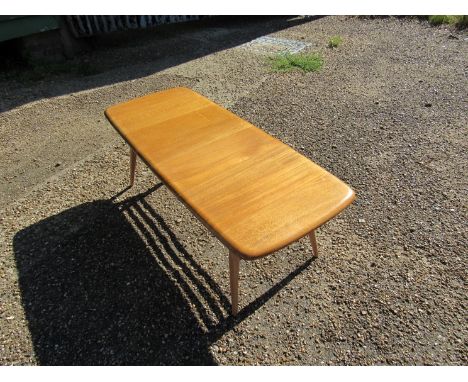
0 16 60 42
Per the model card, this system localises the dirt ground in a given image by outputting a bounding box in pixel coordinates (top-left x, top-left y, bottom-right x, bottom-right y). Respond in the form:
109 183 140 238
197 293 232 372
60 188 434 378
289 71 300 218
0 16 467 365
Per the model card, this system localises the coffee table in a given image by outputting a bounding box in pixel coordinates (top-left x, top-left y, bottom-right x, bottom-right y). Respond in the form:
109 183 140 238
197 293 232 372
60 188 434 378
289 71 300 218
105 87 355 315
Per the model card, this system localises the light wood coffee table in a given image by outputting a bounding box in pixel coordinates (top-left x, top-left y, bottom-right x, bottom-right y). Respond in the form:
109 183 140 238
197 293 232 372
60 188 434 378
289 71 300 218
105 87 355 315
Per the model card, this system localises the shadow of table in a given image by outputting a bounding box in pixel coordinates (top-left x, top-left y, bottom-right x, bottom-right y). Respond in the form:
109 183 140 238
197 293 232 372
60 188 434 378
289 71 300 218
13 185 313 365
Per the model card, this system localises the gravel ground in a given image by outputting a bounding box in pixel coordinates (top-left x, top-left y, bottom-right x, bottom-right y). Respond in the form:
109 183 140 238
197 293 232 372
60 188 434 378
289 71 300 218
0 16 467 365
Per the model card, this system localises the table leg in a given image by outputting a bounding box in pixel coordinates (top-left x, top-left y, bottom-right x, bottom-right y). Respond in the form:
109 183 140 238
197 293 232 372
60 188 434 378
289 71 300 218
130 147 137 187
309 230 319 258
229 250 240 316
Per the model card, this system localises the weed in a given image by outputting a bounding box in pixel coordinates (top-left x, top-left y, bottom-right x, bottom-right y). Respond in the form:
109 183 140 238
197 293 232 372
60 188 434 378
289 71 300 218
269 52 323 73
328 36 343 48
428 15 468 28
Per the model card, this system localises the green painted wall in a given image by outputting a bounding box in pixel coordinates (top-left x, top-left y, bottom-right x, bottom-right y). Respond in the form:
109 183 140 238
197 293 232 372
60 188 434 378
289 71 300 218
0 16 60 42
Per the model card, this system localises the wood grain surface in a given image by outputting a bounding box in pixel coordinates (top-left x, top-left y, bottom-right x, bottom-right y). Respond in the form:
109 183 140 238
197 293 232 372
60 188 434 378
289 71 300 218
105 87 355 259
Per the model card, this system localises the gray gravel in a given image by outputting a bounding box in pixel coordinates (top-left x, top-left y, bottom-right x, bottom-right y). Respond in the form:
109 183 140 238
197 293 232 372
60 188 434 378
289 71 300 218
0 16 467 365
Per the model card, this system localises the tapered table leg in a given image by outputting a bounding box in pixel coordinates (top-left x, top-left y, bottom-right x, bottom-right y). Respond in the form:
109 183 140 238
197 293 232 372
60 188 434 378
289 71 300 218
309 230 319 258
229 250 240 316
130 148 137 187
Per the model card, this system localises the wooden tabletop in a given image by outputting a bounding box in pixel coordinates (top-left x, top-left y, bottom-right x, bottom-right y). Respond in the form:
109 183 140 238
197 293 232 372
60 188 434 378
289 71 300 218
105 87 355 259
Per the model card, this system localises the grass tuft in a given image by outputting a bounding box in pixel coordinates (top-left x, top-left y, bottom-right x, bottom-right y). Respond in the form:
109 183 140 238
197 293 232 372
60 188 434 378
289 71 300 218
428 15 468 28
328 36 343 48
269 52 324 73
